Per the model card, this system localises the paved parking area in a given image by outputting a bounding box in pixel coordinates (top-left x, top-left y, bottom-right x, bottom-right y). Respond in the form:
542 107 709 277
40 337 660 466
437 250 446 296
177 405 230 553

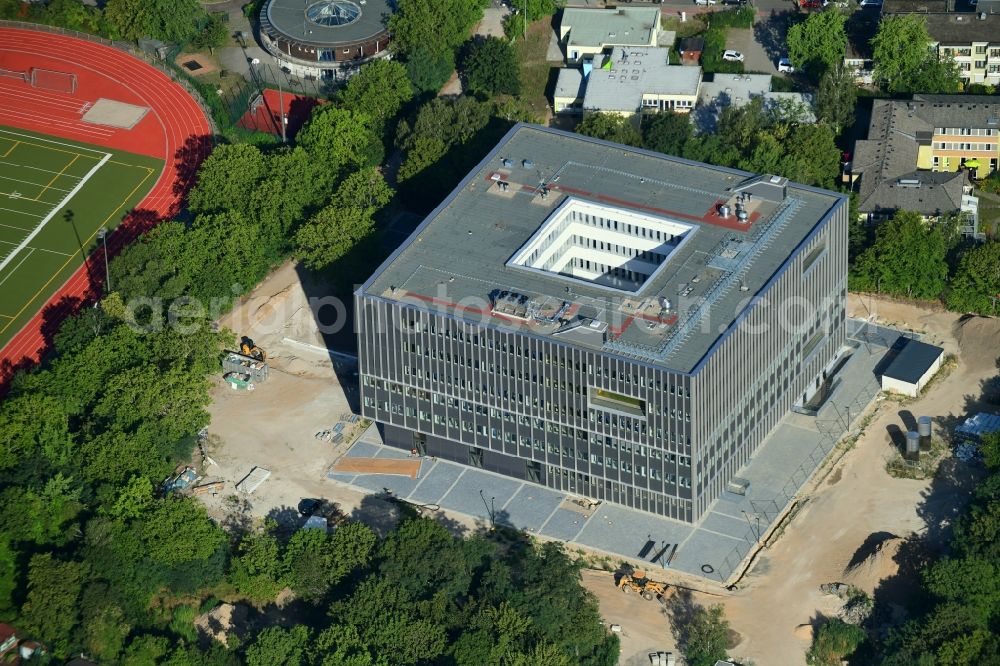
726 27 777 75
328 320 896 583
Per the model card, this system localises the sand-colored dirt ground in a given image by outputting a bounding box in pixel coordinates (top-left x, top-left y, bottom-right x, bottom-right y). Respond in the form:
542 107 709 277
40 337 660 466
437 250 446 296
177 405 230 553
202 263 999 664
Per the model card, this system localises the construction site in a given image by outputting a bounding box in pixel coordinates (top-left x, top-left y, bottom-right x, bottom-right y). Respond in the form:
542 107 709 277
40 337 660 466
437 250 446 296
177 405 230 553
194 257 1000 665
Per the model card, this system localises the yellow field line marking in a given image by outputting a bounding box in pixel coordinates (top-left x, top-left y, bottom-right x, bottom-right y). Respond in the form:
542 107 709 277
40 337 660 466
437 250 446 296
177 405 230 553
0 167 156 336
37 155 79 200
108 161 157 173
0 140 19 158
5 137 102 161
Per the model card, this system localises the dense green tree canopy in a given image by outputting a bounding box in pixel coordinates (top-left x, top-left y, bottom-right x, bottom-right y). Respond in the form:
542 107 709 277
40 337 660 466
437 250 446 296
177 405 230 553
947 240 1000 315
295 107 384 176
103 0 205 42
850 210 952 299
872 15 961 93
461 36 521 96
641 111 692 157
815 61 857 133
339 60 414 132
681 604 730 666
786 10 847 80
389 0 488 58
404 47 456 94
575 113 642 147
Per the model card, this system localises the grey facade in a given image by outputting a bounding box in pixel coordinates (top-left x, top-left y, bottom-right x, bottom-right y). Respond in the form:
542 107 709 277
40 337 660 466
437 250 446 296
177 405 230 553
356 125 848 523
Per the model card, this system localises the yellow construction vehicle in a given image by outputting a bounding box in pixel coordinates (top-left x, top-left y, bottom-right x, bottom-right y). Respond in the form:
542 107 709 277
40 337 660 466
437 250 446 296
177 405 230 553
616 568 671 602
240 336 267 362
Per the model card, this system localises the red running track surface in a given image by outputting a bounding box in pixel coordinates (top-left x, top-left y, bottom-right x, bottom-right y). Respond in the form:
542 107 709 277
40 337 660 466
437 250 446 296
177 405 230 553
237 87 322 141
0 28 212 388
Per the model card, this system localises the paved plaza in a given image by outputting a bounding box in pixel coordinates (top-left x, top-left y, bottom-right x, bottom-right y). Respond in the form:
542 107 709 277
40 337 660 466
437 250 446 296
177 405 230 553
327 320 906 583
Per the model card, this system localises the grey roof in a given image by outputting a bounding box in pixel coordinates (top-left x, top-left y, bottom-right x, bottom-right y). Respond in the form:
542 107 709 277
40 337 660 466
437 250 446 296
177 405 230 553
555 68 585 101
265 0 391 46
882 338 943 383
852 95 1000 215
679 37 705 53
881 7 1000 42
583 47 701 113
694 75 814 133
360 124 844 374
561 7 660 50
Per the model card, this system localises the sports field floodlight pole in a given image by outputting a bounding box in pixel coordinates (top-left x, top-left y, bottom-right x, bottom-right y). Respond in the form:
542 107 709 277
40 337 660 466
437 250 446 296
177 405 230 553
96 227 110 292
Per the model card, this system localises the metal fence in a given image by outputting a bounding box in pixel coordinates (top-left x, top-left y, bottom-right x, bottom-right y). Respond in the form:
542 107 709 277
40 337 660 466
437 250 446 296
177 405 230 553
0 20 219 136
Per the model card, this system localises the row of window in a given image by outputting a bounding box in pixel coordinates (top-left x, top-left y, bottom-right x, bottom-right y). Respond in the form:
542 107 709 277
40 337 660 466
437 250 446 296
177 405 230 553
399 322 693 395
934 127 996 137
933 142 994 151
571 234 673 262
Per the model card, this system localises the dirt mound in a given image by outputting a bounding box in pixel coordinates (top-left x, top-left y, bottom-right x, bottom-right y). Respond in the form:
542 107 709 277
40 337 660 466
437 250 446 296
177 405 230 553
842 537 903 593
194 602 248 647
793 623 814 642
954 315 1000 367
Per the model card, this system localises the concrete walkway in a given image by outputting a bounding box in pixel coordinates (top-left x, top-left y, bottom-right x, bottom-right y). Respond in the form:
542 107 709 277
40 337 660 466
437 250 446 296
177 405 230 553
327 319 896 584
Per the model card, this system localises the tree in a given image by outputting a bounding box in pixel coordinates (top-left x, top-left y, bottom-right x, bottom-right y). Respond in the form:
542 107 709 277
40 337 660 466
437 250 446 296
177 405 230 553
292 173 389 271
282 523 375 600
947 240 1000 315
815 61 857 133
779 123 841 189
807 619 866 666
575 113 642 147
681 604 730 666
187 143 267 216
389 0 488 58
641 112 692 157
872 15 961 93
339 60 413 132
245 626 311 666
850 210 951 299
20 553 89 655
405 47 456 94
103 0 205 42
191 13 228 52
231 528 286 602
786 10 847 80
296 107 384 175
502 0 559 39
461 36 521 96
38 0 103 33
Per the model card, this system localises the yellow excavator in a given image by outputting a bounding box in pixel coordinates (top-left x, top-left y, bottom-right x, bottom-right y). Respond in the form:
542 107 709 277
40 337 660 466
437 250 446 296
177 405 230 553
616 567 672 602
240 336 267 362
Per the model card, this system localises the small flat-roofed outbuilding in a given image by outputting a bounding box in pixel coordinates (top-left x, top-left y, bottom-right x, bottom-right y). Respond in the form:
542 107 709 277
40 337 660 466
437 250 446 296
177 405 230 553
880 339 944 397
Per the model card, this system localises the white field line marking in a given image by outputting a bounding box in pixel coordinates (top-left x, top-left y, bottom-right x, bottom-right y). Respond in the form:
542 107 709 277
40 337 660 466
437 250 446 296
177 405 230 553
0 173 74 192
0 159 86 180
0 127 109 155
0 152 110 276
0 247 34 289
0 205 43 218
0 238 72 256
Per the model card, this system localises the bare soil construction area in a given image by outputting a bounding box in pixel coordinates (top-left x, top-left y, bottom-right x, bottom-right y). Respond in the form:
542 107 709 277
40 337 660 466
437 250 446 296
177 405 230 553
200 265 999 665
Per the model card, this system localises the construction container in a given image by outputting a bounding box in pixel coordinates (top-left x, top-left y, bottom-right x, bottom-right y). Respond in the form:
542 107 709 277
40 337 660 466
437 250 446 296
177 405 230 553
918 416 932 451
905 431 920 461
223 350 269 382
235 467 271 494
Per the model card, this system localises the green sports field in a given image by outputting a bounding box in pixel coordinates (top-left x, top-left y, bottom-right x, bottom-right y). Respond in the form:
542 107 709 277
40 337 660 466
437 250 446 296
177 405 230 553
0 126 163 351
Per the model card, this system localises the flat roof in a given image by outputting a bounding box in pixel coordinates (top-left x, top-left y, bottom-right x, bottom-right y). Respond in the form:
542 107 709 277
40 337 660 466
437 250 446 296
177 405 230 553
361 125 844 374
554 67 585 100
265 0 391 46
561 6 660 49
584 47 701 112
882 338 944 383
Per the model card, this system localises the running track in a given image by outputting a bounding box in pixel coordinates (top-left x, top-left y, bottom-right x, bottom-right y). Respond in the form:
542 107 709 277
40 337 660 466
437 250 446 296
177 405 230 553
0 27 211 388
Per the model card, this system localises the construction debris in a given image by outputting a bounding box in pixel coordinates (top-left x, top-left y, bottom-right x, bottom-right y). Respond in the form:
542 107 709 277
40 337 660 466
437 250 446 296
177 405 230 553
235 466 271 494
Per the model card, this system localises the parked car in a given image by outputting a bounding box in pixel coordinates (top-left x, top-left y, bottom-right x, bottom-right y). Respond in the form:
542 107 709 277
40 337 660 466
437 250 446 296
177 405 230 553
777 57 796 73
722 50 745 62
859 0 881 6
721 0 748 5
693 0 717 5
